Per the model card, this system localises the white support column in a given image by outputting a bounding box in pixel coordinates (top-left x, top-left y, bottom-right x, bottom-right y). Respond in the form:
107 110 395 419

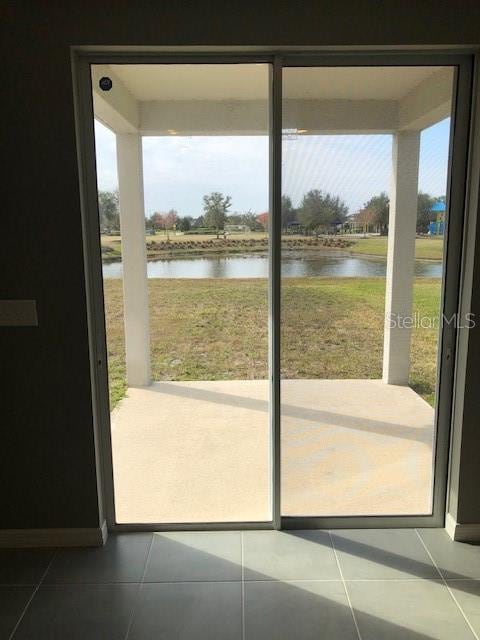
383 130 421 385
116 133 151 387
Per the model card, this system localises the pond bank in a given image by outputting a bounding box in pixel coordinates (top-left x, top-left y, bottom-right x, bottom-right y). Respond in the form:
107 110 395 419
102 235 355 263
101 234 444 263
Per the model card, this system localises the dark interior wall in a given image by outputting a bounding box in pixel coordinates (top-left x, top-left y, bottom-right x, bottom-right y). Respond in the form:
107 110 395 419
1 1 480 531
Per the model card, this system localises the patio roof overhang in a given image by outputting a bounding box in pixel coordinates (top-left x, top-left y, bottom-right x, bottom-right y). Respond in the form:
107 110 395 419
92 64 453 135
90 64 453 389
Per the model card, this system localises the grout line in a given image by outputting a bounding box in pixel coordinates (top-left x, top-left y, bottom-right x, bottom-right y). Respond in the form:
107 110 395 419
443 578 480 582
142 578 243 584
241 531 246 640
243 578 347 583
242 577 453 583
140 534 155 583
5 577 475 585
329 532 363 640
415 529 479 640
8 548 57 640
124 534 155 640
59 577 459 585
0 583 43 587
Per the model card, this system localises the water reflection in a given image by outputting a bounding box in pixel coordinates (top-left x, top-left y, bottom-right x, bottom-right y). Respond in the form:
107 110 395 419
102 250 442 279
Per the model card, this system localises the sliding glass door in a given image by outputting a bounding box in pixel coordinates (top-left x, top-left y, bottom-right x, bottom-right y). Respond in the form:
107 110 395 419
76 53 471 528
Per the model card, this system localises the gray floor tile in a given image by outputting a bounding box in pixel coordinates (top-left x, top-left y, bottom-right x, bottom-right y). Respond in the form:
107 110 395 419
418 528 480 578
348 579 475 640
243 530 339 581
244 580 357 640
0 549 55 585
144 532 241 582
0 587 34 640
331 529 438 580
43 534 151 583
128 582 242 639
12 584 137 640
447 580 480 636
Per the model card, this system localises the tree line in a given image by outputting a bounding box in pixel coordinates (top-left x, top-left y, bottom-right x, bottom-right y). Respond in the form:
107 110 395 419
352 191 445 235
281 190 348 233
98 188 445 236
283 190 445 234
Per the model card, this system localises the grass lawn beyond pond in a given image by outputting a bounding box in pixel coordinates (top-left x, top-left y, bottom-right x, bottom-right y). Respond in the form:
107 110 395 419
104 277 441 409
349 236 444 260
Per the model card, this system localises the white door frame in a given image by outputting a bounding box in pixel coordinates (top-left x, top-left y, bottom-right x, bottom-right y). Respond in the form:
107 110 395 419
71 48 475 532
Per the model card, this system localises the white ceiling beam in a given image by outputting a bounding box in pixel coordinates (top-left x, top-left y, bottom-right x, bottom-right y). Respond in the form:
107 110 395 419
139 99 399 135
398 68 453 131
283 99 398 134
91 65 139 134
139 100 268 135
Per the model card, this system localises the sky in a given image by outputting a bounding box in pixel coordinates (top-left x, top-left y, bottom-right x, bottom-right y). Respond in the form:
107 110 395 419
94 117 451 218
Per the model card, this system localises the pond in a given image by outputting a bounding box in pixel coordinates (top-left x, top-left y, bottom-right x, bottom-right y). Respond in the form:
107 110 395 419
102 250 442 279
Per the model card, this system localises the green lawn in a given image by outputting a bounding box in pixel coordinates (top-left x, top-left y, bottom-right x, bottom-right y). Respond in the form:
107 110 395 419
349 236 444 260
104 277 441 409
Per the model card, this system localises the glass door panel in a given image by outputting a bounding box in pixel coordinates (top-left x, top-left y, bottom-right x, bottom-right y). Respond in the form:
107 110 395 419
92 63 272 524
280 65 454 517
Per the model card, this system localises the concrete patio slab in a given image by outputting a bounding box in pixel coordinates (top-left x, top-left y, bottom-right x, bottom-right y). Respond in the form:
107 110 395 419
110 379 434 523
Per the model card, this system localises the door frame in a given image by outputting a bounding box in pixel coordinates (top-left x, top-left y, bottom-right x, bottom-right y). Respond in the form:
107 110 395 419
71 49 474 532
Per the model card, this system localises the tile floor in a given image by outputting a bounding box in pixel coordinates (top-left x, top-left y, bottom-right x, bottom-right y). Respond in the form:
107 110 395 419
1 528 479 639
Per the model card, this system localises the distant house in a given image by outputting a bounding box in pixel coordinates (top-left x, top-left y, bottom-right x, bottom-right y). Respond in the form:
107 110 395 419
225 224 251 233
286 221 304 234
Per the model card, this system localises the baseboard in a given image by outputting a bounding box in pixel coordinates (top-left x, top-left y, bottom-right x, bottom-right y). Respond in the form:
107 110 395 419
446 513 480 542
0 521 108 548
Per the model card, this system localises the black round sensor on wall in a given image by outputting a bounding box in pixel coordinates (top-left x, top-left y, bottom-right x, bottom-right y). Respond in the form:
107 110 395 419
99 76 113 91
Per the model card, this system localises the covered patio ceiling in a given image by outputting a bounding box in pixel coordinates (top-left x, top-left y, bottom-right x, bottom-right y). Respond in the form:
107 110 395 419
92 63 453 135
